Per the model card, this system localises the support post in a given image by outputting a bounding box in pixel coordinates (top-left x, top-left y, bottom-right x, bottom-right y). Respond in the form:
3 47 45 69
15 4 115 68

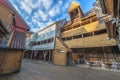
34 51 38 60
43 50 48 62
31 50 34 59
49 50 52 64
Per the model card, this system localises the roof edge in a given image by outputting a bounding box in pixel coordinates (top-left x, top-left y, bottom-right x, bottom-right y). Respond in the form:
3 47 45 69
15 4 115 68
6 0 30 30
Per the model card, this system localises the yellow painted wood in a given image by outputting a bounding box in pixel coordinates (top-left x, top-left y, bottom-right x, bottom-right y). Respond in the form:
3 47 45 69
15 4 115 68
53 37 70 66
63 33 116 48
61 21 106 38
67 1 80 13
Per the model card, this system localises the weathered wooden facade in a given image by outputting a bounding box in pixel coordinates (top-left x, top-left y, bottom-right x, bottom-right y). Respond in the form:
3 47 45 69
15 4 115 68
0 0 29 74
59 1 120 68
25 1 120 68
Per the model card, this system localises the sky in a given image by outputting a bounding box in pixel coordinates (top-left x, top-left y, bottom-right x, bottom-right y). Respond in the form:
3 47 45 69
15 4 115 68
9 0 96 32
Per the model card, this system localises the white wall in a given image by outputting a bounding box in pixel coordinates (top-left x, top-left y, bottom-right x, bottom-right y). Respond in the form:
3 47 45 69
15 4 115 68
37 24 56 41
26 19 67 50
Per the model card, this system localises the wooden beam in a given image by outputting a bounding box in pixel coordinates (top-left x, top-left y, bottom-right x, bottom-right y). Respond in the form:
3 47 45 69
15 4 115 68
7 31 14 47
49 50 52 64
34 51 38 60
31 50 34 59
43 50 48 62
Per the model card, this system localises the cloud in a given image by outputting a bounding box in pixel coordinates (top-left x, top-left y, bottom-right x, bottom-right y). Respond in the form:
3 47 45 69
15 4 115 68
39 0 53 10
9 0 95 32
38 10 48 21
31 27 41 32
20 1 32 14
9 0 72 32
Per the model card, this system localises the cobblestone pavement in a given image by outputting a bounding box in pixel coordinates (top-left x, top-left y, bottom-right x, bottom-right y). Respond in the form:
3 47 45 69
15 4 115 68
0 59 120 80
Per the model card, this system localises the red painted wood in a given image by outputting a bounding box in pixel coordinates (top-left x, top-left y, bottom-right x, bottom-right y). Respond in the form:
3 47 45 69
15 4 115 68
0 0 29 33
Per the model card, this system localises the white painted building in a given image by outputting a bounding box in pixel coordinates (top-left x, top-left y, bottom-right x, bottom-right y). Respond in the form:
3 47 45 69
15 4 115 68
26 19 67 51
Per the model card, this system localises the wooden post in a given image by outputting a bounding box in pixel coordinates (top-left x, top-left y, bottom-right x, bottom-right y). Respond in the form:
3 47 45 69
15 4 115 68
49 50 52 64
7 31 14 47
34 51 36 60
43 50 48 62
103 47 107 62
34 51 38 60
31 50 34 59
39 51 42 60
28 50 30 59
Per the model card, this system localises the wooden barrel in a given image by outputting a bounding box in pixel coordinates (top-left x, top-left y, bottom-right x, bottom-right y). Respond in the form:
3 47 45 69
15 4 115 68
0 48 24 75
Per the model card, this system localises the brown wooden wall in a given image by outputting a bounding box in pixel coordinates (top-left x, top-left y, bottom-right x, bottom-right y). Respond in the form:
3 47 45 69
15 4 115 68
61 21 105 38
0 49 24 74
63 33 116 48
0 4 13 28
53 37 69 66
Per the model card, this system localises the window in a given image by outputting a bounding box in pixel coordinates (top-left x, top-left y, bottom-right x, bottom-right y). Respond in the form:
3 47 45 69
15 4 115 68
66 36 72 40
83 32 92 37
62 38 66 41
43 40 47 44
51 38 54 42
38 41 41 45
41 41 43 45
73 34 82 39
94 29 107 35
48 39 51 43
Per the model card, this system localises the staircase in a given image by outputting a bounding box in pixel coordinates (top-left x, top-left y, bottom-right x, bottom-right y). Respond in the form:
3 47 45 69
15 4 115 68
56 37 71 52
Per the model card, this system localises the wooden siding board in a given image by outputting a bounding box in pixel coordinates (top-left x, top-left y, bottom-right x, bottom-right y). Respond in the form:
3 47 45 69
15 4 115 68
61 21 106 38
53 37 70 66
0 49 23 74
64 34 116 48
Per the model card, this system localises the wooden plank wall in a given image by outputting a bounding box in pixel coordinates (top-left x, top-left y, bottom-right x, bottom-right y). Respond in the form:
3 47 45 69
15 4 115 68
64 33 116 48
0 49 23 74
0 4 13 28
61 21 105 38
53 37 69 66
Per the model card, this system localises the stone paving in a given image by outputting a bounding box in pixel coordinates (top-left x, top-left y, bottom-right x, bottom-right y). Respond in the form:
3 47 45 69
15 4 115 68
0 59 120 80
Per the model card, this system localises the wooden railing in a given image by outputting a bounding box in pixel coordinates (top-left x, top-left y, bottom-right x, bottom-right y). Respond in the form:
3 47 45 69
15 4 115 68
32 37 54 46
61 16 98 32
62 29 107 41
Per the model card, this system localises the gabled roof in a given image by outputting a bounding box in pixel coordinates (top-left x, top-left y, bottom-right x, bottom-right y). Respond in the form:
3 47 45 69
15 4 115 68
0 0 30 31
67 1 80 13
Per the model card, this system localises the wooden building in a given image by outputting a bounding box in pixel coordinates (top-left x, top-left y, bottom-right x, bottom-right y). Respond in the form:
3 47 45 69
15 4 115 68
25 19 69 65
59 1 120 67
0 0 29 74
25 1 120 67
